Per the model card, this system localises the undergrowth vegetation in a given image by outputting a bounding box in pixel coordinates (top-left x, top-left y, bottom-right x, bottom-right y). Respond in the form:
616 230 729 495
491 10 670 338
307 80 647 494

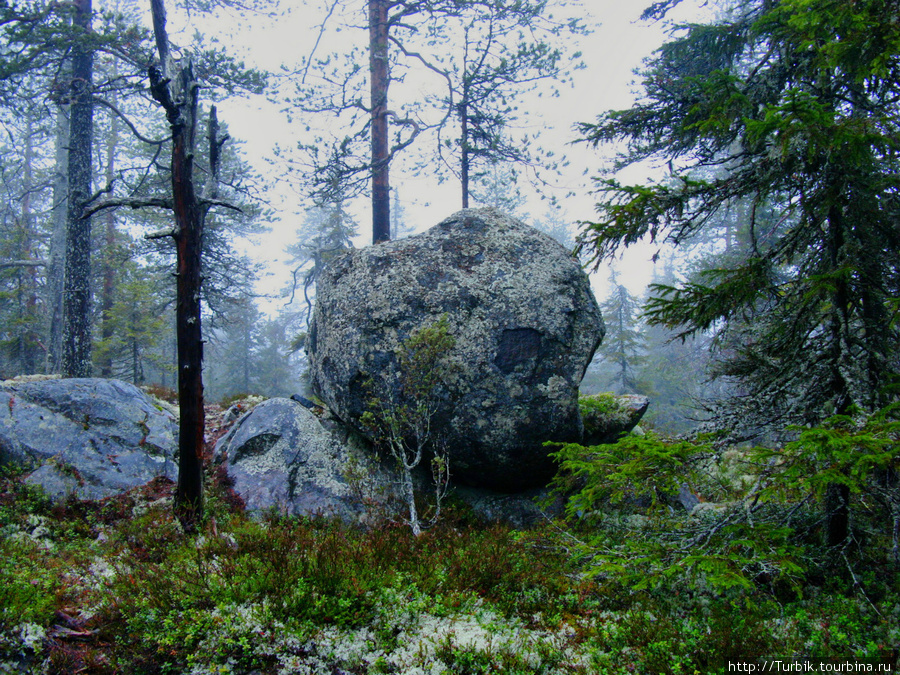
1 420 899 675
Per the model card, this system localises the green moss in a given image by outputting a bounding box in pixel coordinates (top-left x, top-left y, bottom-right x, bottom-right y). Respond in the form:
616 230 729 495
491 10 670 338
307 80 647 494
0 448 898 673
579 392 632 437
0 539 59 630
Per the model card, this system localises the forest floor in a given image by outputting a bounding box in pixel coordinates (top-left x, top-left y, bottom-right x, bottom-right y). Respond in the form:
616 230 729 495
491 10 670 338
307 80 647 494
0 399 898 674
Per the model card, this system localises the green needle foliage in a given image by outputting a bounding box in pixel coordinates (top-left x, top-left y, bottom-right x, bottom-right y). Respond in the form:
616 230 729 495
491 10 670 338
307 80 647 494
549 402 900 596
578 0 900 548
754 403 900 564
578 0 900 435
550 433 708 513
549 433 807 593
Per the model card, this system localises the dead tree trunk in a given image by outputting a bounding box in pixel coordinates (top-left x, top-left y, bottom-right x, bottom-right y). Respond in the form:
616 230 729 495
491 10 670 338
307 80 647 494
369 0 391 244
172 94 205 531
61 0 94 378
148 0 225 531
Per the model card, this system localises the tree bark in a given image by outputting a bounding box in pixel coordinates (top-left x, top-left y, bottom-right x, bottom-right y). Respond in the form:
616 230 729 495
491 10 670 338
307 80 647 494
47 105 70 374
369 0 390 244
99 89 119 378
61 0 94 378
149 0 211 531
459 72 472 209
18 120 40 374
171 68 205 531
460 98 470 209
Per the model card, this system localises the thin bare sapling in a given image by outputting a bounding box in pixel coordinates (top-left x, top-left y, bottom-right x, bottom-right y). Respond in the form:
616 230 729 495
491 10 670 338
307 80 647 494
362 316 454 536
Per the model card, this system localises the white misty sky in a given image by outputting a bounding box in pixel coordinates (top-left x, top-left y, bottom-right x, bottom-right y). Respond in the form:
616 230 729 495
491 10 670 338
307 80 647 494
165 0 710 308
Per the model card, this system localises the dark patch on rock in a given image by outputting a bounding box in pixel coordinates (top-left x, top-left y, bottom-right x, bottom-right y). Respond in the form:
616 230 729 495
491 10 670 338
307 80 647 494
494 327 543 374
231 432 281 462
451 485 557 529
290 394 317 409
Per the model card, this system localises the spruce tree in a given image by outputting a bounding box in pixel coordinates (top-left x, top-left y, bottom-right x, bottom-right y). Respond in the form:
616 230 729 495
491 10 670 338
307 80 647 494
578 0 900 545
596 273 647 396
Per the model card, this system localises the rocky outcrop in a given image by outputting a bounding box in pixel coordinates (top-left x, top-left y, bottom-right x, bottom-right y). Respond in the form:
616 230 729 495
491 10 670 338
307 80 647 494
214 394 651 526
0 378 177 500
214 398 398 522
307 208 605 491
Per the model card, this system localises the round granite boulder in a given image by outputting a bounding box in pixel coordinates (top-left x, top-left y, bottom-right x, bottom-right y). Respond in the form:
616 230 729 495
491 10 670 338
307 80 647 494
307 208 605 490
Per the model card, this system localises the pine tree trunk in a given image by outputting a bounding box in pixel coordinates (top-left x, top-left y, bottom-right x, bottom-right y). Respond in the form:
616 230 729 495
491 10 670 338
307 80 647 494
20 121 39 374
460 98 470 209
99 97 119 378
369 0 391 244
242 319 250 393
62 0 94 379
47 105 69 374
132 329 140 384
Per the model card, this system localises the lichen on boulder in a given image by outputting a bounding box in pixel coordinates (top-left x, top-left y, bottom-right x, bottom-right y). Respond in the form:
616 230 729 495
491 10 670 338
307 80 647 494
307 208 605 491
214 397 397 521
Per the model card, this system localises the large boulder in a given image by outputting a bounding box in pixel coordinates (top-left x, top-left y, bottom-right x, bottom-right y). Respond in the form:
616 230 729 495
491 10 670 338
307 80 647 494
214 398 397 522
0 378 177 500
307 208 605 491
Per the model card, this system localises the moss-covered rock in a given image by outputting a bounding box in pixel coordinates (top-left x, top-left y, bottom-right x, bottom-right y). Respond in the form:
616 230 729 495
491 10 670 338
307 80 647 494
579 392 650 445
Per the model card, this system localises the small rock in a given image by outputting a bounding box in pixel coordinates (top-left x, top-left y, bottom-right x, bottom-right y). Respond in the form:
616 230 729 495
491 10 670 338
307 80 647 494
580 393 650 446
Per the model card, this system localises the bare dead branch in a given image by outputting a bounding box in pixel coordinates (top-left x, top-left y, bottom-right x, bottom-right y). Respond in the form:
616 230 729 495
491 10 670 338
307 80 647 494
145 228 177 240
0 260 47 269
388 35 451 85
93 96 169 146
300 0 341 85
198 198 243 214
84 197 173 217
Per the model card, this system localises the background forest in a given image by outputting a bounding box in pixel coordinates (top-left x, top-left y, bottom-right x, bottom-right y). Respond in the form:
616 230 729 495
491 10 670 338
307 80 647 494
0 0 722 433
1 0 900 671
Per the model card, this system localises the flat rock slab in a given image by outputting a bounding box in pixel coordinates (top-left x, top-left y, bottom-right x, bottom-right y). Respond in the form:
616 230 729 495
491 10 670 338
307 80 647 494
0 378 177 500
307 208 605 490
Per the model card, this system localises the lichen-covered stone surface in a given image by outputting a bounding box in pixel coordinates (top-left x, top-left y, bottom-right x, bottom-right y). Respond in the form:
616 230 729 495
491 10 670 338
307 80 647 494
307 208 605 490
0 378 177 500
214 398 398 522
